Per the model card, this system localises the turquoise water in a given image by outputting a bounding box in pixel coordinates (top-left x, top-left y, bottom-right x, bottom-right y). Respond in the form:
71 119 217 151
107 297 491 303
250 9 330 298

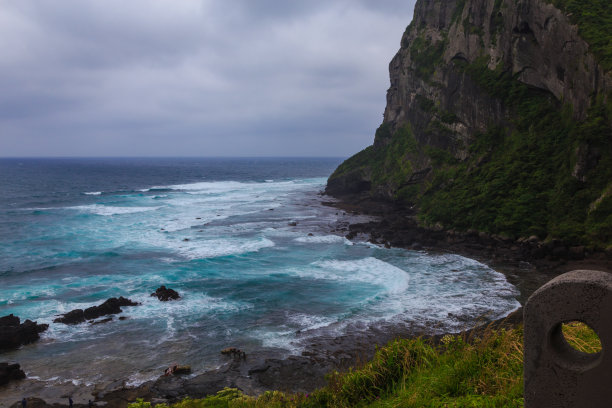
0 158 519 388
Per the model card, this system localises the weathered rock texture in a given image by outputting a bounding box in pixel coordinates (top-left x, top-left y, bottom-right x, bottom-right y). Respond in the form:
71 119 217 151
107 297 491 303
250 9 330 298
327 0 612 247
0 314 48 351
53 297 139 325
385 0 609 137
151 286 180 302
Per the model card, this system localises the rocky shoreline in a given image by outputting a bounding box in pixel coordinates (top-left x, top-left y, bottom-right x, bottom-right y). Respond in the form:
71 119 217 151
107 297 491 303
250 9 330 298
4 194 604 407
323 195 612 304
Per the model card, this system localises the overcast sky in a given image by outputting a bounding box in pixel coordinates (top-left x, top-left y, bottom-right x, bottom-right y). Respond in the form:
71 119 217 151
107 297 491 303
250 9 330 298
0 1 416 157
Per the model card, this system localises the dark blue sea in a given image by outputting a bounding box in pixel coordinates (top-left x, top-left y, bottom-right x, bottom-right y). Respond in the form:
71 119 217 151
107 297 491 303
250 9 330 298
0 158 519 394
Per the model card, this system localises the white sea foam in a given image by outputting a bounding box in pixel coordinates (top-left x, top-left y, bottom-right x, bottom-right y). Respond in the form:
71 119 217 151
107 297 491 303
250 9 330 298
174 237 275 260
308 257 410 294
294 235 352 245
127 292 252 330
84 191 102 196
287 313 337 331
250 327 297 350
68 204 160 216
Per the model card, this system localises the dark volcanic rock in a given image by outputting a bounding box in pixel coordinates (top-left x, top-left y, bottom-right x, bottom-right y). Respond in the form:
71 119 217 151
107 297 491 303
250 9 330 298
55 309 86 325
0 314 49 351
0 315 20 327
0 362 26 385
54 297 140 325
151 286 180 301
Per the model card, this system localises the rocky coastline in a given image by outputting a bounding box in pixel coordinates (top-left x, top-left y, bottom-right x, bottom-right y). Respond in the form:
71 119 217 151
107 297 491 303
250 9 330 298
2 193 595 408
324 195 612 304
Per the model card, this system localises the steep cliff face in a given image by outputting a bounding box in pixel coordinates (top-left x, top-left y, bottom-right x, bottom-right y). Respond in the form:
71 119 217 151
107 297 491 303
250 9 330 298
327 0 612 247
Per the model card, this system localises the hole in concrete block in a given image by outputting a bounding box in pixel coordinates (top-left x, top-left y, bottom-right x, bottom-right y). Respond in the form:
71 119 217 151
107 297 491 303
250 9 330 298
561 321 602 354
549 320 603 371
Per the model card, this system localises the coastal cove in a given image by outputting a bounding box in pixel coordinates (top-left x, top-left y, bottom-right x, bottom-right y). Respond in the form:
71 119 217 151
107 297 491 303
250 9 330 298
0 158 521 406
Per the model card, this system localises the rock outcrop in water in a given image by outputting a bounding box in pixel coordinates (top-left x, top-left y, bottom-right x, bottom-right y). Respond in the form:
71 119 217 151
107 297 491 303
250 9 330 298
54 297 140 325
327 0 612 248
0 314 48 351
151 286 180 301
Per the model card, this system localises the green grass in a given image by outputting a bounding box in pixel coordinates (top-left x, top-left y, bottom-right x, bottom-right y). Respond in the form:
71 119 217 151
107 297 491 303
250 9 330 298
127 323 600 408
562 321 602 353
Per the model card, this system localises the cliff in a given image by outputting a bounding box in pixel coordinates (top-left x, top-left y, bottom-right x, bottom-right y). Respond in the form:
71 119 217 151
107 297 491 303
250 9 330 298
327 0 612 248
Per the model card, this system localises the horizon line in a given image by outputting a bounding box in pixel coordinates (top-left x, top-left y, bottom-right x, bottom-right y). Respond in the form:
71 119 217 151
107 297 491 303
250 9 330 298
0 155 348 159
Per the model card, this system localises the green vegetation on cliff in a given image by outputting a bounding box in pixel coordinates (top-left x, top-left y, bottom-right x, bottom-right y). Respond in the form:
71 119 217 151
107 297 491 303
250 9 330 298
330 54 612 245
417 57 612 246
127 322 600 407
329 123 418 199
548 0 612 71
327 0 612 247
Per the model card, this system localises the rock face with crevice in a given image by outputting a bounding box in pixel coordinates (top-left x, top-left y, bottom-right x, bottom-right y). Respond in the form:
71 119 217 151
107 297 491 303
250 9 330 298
327 0 612 247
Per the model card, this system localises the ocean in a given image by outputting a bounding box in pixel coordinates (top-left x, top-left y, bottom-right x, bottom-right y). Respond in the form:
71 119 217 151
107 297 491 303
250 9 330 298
0 157 520 390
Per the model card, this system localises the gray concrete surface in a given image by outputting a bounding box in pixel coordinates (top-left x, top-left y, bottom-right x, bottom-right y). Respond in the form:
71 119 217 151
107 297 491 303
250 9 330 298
524 270 612 407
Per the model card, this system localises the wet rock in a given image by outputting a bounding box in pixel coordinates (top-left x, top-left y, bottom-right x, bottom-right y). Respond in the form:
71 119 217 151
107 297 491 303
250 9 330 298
54 297 139 324
247 364 270 375
173 365 191 375
288 221 298 226
221 347 246 359
151 286 180 301
0 314 48 350
90 317 113 325
164 364 191 376
0 362 26 385
0 314 20 327
56 309 86 325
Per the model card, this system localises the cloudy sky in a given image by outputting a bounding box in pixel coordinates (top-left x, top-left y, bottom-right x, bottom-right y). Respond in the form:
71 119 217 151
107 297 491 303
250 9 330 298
0 1 416 157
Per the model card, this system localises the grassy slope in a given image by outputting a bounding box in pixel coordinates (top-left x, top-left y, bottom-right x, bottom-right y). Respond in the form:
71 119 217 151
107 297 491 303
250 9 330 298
127 323 600 408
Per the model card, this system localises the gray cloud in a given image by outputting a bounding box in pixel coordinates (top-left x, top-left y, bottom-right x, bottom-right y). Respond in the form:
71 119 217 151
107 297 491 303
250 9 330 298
0 0 416 157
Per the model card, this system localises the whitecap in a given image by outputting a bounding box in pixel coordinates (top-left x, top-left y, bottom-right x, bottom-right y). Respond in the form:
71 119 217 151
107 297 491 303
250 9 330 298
84 191 102 196
174 237 275 260
294 235 352 245
308 257 410 294
155 181 246 193
250 327 297 350
287 313 337 331
68 204 160 216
